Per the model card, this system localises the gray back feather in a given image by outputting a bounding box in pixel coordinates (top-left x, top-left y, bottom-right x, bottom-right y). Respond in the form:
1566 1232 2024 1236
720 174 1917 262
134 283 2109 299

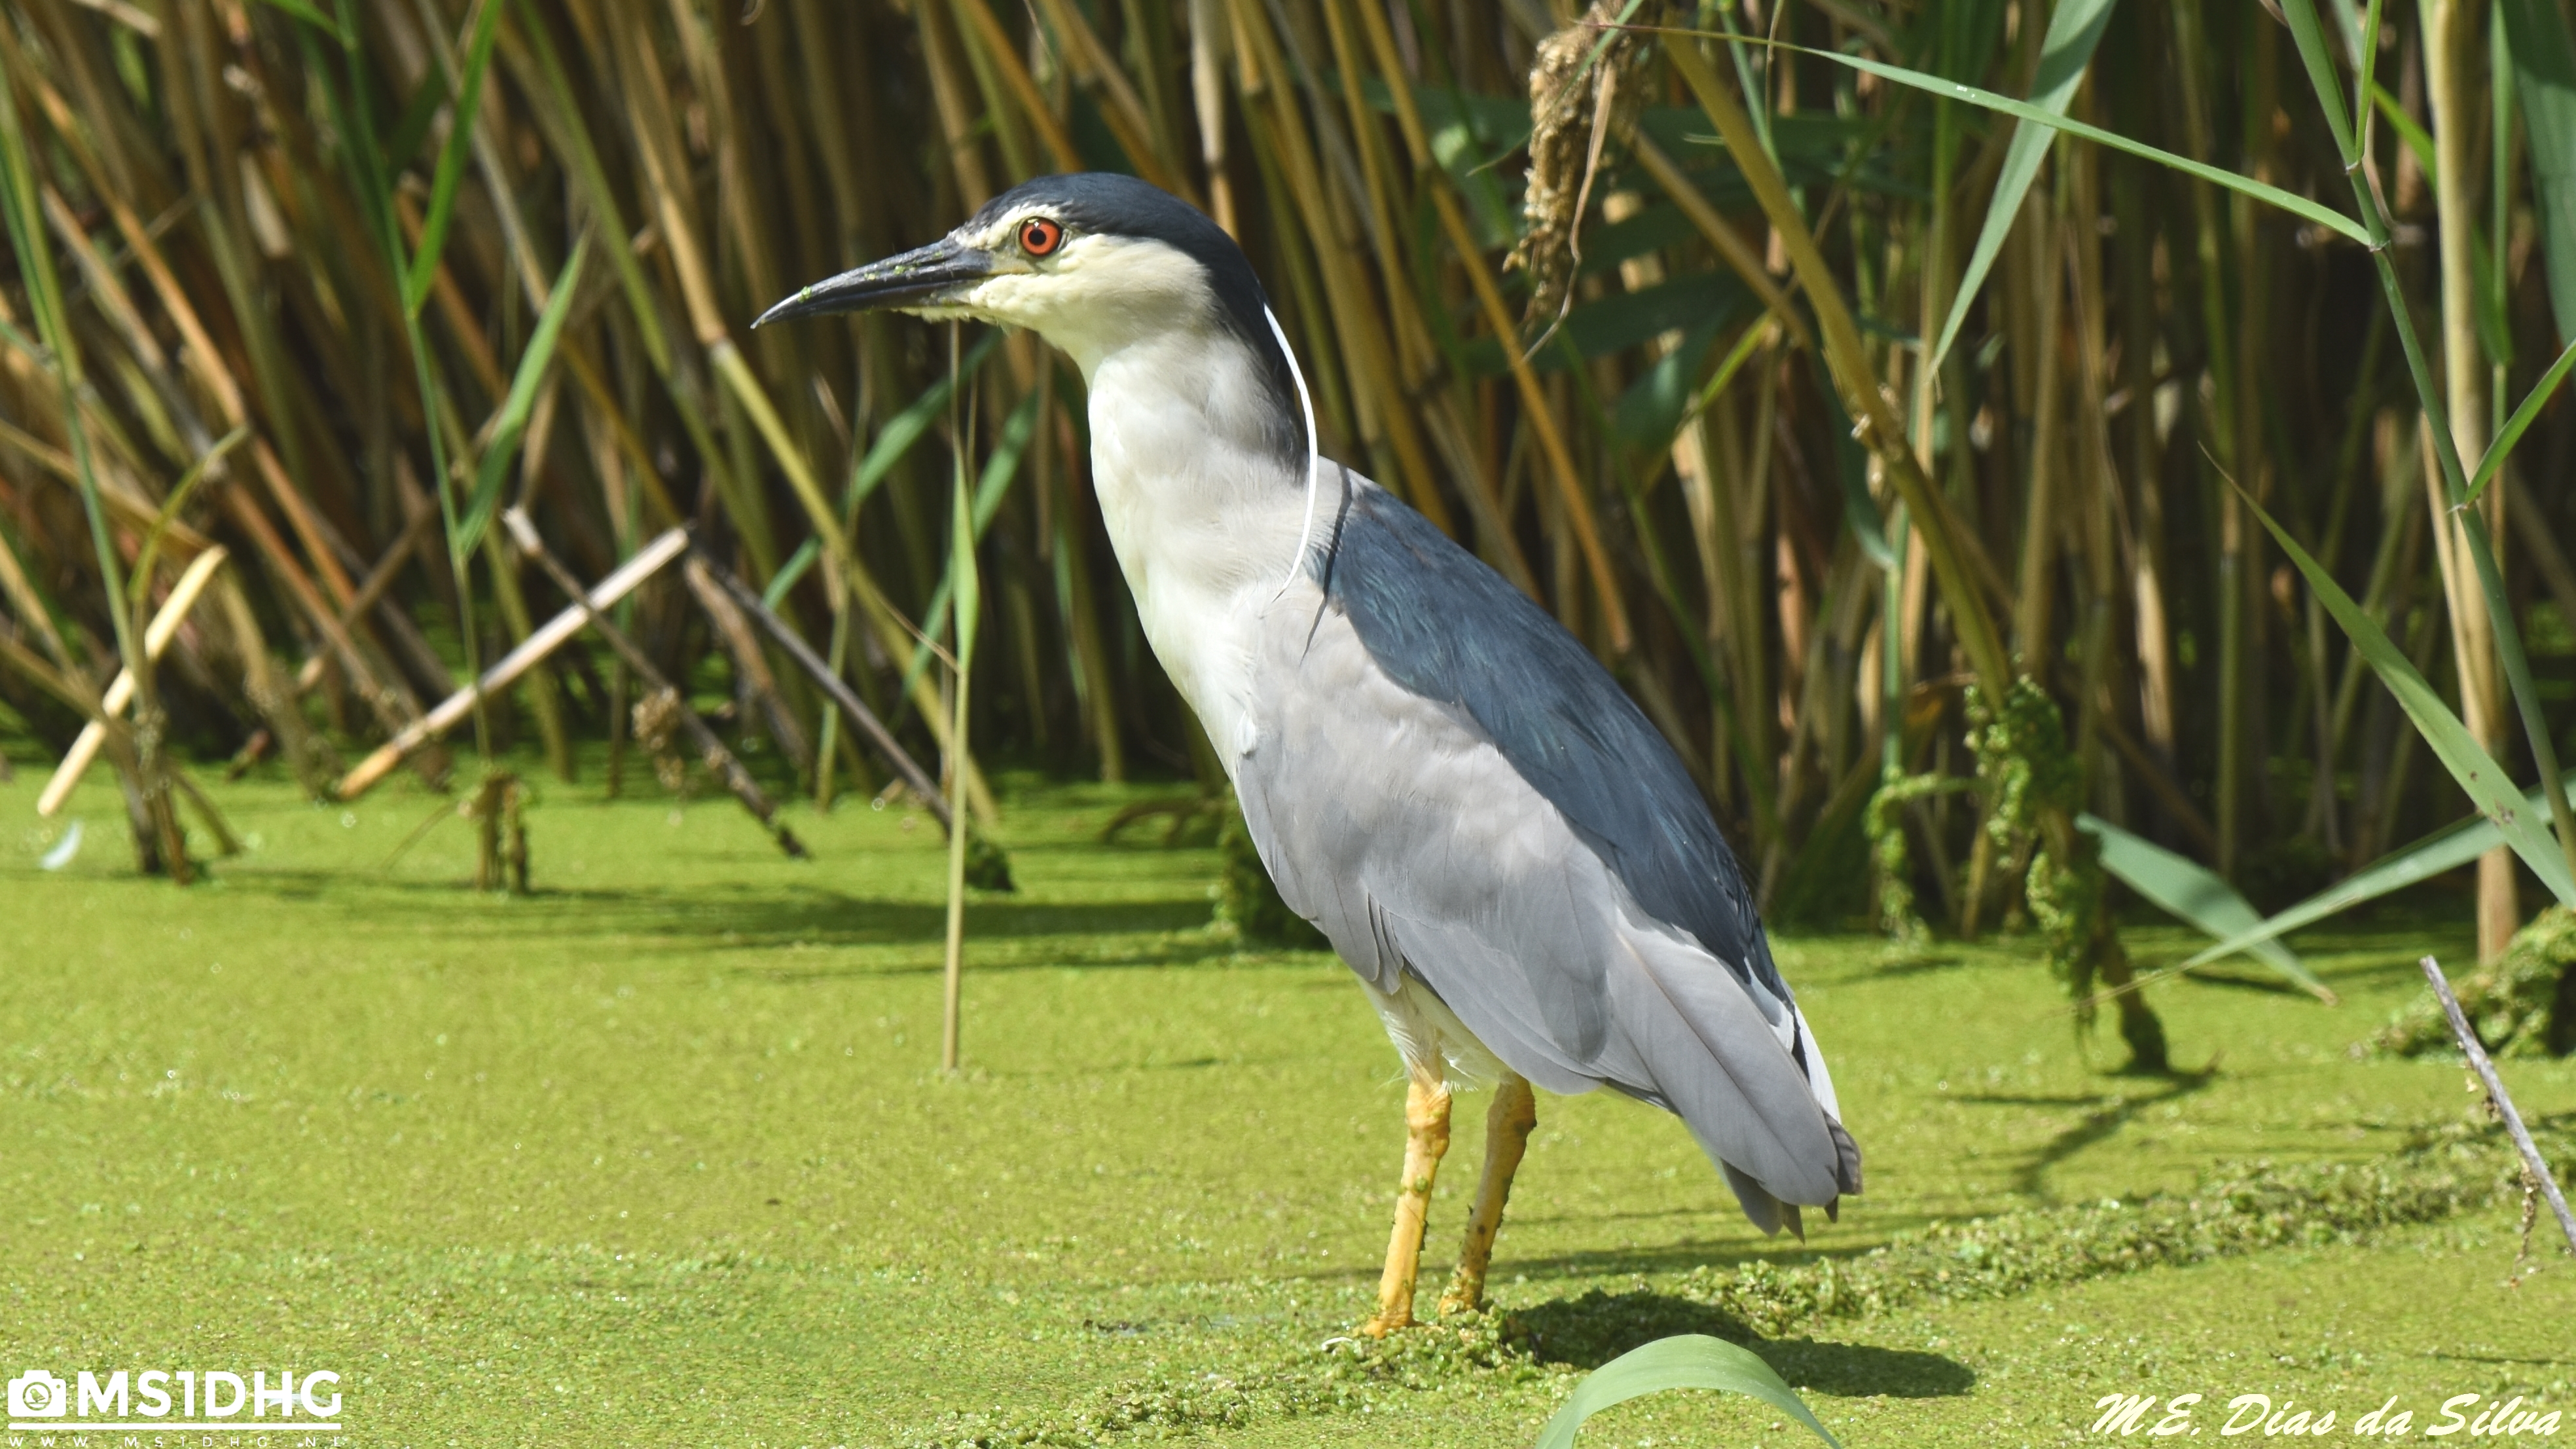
1309 479 1790 1010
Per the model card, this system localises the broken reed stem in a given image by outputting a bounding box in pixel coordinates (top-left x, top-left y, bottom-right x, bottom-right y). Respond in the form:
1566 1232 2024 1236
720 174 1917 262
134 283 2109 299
38 544 228 815
2418 955 2576 1255
500 511 807 860
336 526 691 798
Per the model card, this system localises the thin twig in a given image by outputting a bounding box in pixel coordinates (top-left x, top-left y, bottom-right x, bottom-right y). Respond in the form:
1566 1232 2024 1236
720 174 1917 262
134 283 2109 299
683 545 952 835
682 555 814 775
2420 955 2576 1256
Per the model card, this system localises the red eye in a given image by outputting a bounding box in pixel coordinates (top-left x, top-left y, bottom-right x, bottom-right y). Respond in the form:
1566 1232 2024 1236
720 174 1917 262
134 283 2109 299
1018 217 1063 257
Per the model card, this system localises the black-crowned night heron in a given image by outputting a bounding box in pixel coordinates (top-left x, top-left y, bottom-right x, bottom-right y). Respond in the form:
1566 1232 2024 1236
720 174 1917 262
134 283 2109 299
757 173 1861 1334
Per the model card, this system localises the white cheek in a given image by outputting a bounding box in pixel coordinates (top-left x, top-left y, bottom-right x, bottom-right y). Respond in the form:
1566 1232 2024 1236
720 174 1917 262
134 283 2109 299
964 273 1049 314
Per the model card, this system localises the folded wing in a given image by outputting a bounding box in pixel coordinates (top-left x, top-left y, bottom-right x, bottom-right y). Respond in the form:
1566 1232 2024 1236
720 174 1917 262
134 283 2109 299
1235 473 1860 1230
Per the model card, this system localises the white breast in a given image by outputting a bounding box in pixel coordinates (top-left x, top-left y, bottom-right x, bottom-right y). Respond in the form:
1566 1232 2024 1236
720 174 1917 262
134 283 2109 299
1075 328 1315 769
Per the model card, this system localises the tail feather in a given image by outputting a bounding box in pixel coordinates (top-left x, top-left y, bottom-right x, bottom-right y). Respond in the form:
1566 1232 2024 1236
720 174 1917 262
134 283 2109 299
1620 926 1864 1232
1612 925 1852 1217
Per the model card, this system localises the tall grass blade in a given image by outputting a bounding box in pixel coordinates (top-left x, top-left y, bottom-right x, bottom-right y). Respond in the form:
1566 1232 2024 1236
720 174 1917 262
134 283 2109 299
2353 0 2387 139
2368 83 2439 183
1927 0 2118 375
2501 0 2576 341
405 0 509 318
251 0 341 39
458 236 589 558
1535 1334 1840 1449
1750 41 2372 244
2280 0 2576 896
940 326 979 1073
2183 773 2576 968
2464 336 2576 507
2247 492 2576 907
0 52 136 670
2078 814 2331 999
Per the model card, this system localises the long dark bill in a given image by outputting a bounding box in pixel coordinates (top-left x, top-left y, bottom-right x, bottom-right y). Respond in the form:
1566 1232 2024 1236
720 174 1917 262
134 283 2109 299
751 236 991 327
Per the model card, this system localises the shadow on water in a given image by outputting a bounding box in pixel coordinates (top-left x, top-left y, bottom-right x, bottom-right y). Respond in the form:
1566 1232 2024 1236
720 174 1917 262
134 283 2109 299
1854 952 1968 979
1514 1289 1974 1396
1495 1230 1940 1284
225 869 1229 970
2171 969 2315 997
1957 1067 2219 1203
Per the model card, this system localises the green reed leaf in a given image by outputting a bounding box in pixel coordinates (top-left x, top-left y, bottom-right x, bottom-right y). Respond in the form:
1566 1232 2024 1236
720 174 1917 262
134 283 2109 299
2248 492 2576 908
2463 336 2576 509
1765 43 2372 246
2183 773 2576 969
2080 814 2331 999
403 0 508 318
457 236 588 559
1536 1334 1840 1449
2502 0 2576 342
1927 0 2118 376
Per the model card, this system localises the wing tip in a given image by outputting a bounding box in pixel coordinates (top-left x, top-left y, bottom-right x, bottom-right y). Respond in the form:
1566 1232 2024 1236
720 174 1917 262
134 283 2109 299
1719 1117 1863 1236
1828 1116 1865 1196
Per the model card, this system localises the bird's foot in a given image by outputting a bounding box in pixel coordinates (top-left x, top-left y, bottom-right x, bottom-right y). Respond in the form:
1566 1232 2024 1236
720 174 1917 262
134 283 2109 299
1355 1310 1416 1338
1434 1279 1483 1319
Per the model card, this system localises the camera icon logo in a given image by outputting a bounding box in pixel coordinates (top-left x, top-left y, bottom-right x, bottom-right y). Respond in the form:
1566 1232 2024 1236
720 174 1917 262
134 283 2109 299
7 1369 67 1418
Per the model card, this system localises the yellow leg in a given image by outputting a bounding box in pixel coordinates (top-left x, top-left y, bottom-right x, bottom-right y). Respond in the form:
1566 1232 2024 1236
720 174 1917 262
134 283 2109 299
1439 1073 1536 1316
1360 1071 1451 1336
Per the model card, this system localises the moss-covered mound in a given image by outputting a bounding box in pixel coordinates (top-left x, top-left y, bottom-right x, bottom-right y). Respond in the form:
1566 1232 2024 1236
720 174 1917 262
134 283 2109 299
2376 906 2576 1059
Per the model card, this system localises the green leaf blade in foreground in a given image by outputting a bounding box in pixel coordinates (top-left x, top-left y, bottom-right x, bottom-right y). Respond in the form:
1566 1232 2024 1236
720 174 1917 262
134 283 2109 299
2078 813 2333 1000
951 401 989 673
2465 337 2576 507
404 0 509 318
2181 773 2576 968
456 236 589 559
1927 0 2117 375
1787 46 2370 246
2248 495 2576 908
1536 1334 1841 1449
2280 0 2576 911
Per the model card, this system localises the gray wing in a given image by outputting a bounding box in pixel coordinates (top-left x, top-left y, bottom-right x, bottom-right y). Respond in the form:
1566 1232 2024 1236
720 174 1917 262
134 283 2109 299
1235 475 1859 1228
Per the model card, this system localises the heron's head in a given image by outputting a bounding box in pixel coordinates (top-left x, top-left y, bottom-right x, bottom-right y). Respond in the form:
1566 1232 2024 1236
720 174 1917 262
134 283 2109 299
757 173 1280 369
757 173 1305 468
